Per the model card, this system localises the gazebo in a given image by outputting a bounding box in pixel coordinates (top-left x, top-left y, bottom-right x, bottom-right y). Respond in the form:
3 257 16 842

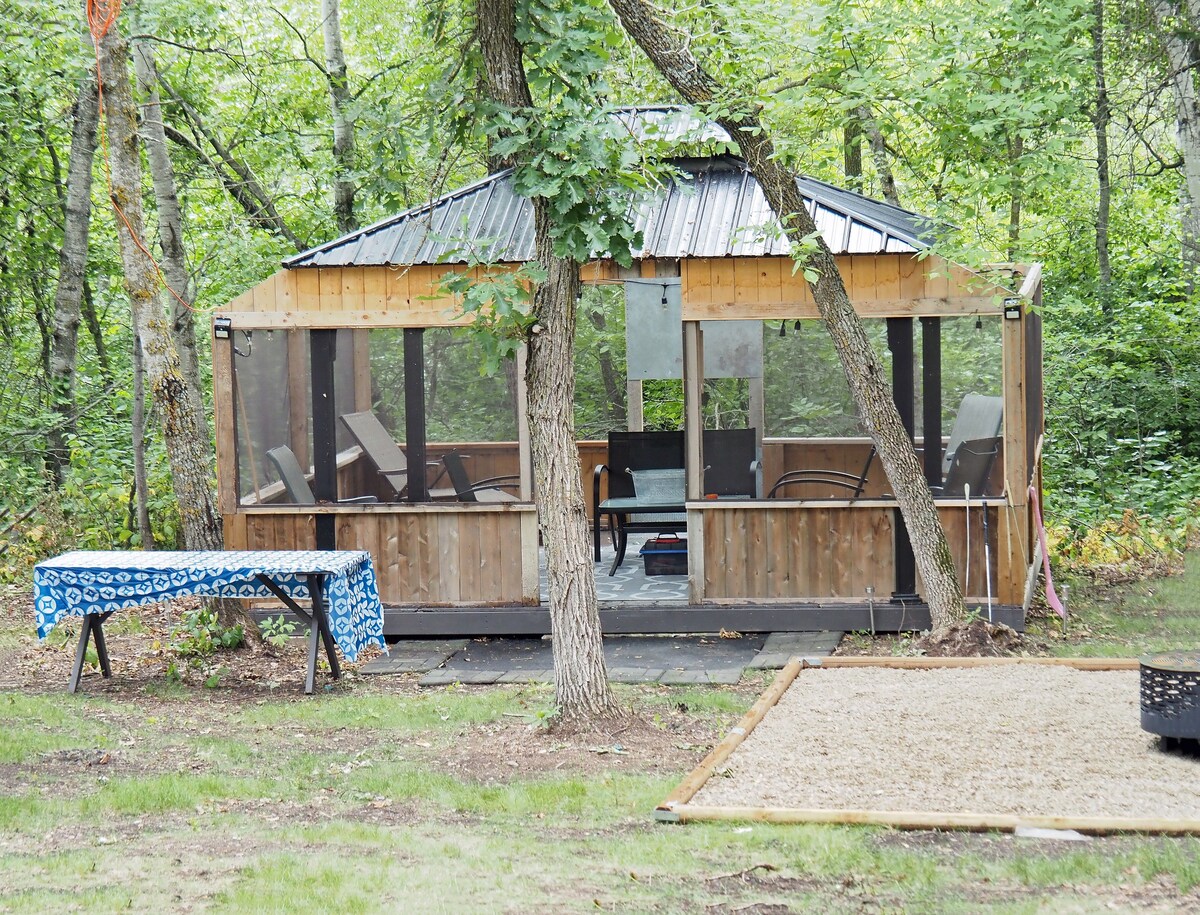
214 139 1043 636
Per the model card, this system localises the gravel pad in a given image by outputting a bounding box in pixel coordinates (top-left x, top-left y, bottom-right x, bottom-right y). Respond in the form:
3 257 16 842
693 666 1200 821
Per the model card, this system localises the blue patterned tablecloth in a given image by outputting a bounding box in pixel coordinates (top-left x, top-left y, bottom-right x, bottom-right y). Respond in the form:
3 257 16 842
34 550 385 661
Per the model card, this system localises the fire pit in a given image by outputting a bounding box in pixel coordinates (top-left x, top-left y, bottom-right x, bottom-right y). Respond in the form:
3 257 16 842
1140 652 1200 748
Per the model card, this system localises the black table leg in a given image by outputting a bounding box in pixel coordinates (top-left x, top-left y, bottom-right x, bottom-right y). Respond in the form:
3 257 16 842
256 573 341 695
68 612 114 693
594 508 602 562
307 574 341 682
608 517 629 576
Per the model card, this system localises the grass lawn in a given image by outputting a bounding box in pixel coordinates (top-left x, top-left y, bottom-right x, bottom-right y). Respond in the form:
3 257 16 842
1 562 1198 913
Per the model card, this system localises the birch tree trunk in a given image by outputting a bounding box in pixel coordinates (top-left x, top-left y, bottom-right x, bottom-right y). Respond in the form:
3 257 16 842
608 0 965 630
476 0 619 723
96 22 229 562
48 69 100 485
322 0 357 234
132 42 206 406
1147 0 1200 286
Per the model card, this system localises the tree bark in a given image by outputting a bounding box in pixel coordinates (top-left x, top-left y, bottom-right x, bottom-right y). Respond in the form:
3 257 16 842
133 42 208 415
96 21 232 576
131 333 155 547
587 308 626 426
1147 0 1200 286
48 69 100 485
322 0 358 234
1093 0 1113 315
608 0 965 629
843 117 863 194
856 104 900 207
476 0 619 723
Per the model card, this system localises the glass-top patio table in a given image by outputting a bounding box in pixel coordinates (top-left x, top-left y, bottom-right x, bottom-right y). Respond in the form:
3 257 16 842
33 550 385 694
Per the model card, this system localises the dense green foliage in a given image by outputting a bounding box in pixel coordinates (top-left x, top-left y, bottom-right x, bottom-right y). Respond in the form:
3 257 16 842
1 0 1198 575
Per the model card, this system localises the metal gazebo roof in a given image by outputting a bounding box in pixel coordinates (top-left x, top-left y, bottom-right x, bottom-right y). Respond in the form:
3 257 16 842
285 154 936 269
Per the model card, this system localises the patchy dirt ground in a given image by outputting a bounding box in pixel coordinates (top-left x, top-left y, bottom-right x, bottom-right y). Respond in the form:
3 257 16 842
0 587 748 789
5 585 1200 912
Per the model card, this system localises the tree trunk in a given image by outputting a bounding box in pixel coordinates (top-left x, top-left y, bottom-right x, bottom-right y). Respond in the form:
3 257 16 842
96 20 233 581
476 0 619 723
48 69 100 485
81 280 112 381
608 0 965 630
1007 132 1024 261
131 333 155 547
1147 0 1200 286
587 308 626 426
1093 0 1112 315
133 42 208 417
843 117 863 193
322 0 357 234
856 104 900 207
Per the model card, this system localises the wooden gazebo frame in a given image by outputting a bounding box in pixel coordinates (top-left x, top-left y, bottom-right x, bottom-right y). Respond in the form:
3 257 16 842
214 157 1044 636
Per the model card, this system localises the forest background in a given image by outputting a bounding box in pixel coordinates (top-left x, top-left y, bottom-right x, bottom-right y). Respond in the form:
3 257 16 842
3 0 1198 582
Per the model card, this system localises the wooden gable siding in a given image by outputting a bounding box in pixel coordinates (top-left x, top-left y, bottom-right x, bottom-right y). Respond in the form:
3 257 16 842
222 264 516 328
681 255 1014 319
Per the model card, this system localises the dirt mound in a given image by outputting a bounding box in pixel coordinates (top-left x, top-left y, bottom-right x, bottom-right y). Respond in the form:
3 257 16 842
915 618 1023 657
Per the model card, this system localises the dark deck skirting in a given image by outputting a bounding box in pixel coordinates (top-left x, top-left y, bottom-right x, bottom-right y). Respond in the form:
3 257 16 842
371 603 1025 638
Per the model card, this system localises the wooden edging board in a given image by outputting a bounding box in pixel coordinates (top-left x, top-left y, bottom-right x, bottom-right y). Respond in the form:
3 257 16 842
656 655 1200 836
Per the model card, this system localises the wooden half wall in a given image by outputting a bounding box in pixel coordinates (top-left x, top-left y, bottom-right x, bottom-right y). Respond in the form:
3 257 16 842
690 500 1013 604
225 504 540 606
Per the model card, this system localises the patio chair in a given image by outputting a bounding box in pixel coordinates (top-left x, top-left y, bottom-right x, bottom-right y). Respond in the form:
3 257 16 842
266 445 378 505
441 451 521 503
338 410 453 500
768 448 875 499
933 436 1001 498
702 428 760 497
941 394 1003 476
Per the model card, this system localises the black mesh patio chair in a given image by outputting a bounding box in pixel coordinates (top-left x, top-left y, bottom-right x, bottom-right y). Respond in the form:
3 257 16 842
769 448 875 499
441 451 520 503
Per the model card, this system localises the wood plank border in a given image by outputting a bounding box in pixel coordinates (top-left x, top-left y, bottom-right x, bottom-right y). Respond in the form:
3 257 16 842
655 656 1200 836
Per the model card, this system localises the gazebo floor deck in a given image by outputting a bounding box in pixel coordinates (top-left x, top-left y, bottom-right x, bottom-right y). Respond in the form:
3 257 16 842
379 602 1024 639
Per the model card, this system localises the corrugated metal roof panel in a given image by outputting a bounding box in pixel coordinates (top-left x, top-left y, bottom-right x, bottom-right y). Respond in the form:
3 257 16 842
285 154 932 268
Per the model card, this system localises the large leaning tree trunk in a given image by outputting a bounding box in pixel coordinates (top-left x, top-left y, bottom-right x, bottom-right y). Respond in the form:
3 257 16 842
48 67 100 485
1146 0 1200 287
608 0 965 630
476 0 619 723
96 19 247 621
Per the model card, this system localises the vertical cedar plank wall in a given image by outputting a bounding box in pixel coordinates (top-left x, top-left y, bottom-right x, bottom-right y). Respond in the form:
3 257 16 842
225 508 537 605
696 503 1004 602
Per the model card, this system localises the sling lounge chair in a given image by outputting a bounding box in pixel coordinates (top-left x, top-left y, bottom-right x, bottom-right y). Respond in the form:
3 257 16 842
338 410 453 500
266 445 378 505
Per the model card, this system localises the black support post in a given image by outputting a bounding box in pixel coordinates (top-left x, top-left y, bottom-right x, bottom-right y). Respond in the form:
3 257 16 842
310 329 338 550
887 318 919 602
403 328 428 502
920 316 943 487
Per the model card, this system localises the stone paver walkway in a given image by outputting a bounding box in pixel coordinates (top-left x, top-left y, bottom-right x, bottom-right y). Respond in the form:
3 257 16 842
361 631 842 685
